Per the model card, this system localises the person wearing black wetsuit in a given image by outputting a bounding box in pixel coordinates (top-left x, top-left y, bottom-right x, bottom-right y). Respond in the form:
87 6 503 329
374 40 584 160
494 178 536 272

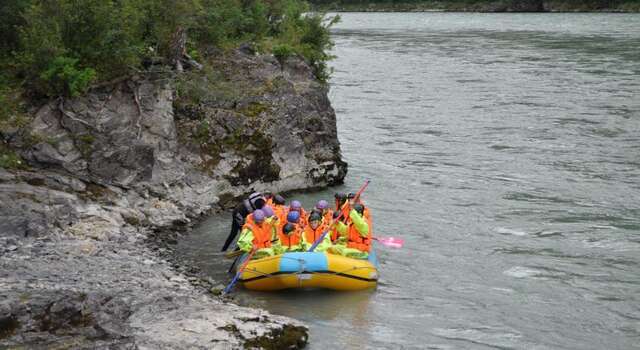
221 192 266 251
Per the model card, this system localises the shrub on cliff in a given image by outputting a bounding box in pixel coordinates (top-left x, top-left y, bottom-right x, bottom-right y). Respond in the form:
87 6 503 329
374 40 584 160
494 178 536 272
14 0 146 97
0 0 337 99
38 57 97 97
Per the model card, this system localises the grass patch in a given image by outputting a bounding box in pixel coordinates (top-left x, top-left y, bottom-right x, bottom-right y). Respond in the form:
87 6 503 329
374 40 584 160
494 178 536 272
0 144 26 170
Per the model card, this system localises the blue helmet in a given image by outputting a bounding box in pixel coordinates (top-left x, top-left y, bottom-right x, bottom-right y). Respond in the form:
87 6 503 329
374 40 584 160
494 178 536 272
287 211 300 223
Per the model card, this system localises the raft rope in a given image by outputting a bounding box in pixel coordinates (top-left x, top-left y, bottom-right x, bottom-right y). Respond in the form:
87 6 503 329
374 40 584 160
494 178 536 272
241 262 378 283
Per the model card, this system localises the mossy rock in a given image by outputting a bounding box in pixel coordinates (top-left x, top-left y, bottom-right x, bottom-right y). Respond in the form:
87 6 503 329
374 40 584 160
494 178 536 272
75 134 95 158
243 325 308 350
240 102 270 118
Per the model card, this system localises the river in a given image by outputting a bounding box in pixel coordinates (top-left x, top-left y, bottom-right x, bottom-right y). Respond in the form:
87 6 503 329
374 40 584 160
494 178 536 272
178 13 640 349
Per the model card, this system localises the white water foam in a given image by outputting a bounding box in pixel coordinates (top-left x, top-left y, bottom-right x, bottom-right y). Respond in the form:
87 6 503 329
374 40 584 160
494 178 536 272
495 227 528 236
504 266 542 278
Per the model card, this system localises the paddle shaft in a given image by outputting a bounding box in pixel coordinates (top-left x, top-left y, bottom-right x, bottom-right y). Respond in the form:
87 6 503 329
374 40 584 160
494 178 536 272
223 247 257 295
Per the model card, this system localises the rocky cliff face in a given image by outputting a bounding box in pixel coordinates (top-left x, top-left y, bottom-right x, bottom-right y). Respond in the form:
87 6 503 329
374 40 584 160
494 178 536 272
0 49 346 348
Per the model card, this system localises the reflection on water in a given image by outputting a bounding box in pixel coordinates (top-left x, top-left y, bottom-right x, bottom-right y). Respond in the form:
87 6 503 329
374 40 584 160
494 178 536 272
180 12 640 350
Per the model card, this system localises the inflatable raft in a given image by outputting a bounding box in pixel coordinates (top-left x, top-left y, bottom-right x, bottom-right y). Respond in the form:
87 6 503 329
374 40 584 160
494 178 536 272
235 250 379 291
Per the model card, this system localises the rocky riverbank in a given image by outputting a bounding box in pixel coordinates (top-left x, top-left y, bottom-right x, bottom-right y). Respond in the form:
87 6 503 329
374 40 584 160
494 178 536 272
0 47 347 349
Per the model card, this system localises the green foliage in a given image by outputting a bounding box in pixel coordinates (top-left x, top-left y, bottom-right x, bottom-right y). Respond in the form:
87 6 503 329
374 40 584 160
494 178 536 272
39 57 96 97
273 44 296 62
2 0 337 98
0 1 32 57
16 0 145 96
0 81 29 130
0 145 26 170
297 14 340 82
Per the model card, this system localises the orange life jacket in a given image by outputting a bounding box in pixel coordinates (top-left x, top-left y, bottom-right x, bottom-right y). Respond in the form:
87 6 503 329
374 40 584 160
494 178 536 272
316 209 337 241
245 213 257 226
273 204 287 223
278 224 303 249
347 224 371 252
321 209 334 224
244 222 273 249
346 208 372 252
303 222 328 244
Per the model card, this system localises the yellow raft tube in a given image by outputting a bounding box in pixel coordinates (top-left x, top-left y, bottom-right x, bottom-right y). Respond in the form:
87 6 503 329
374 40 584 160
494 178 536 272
236 250 379 291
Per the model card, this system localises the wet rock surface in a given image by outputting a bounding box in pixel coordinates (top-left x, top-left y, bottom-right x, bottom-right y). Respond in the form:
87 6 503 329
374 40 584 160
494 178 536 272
0 49 343 348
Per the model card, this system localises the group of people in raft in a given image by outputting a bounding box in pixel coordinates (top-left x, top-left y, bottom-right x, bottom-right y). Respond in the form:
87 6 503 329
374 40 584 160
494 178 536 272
232 192 373 260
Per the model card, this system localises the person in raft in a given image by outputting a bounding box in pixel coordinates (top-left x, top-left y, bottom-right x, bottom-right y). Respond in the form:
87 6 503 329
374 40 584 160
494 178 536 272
222 192 266 251
271 194 287 220
287 200 308 227
315 200 333 224
275 211 305 253
303 211 332 252
236 209 278 259
330 193 351 242
329 203 371 259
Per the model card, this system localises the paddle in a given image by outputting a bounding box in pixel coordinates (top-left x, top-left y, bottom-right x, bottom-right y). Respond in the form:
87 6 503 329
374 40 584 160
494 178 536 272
222 246 257 295
308 179 370 252
224 250 245 259
372 236 404 248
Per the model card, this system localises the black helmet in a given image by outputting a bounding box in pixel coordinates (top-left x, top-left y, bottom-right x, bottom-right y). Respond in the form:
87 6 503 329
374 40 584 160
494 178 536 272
347 192 356 199
283 223 295 235
253 198 265 209
353 203 365 215
274 194 285 205
308 211 322 223
334 193 347 201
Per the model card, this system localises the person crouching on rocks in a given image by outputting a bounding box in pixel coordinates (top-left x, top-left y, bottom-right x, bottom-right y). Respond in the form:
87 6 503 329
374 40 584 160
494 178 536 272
303 211 332 252
222 192 266 251
236 209 278 259
275 211 305 253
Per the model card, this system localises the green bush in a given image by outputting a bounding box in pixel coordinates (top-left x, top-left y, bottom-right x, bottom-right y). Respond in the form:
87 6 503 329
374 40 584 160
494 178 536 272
0 145 26 170
16 0 145 96
273 44 296 62
298 14 340 82
39 56 96 97
0 0 33 55
2 0 337 98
